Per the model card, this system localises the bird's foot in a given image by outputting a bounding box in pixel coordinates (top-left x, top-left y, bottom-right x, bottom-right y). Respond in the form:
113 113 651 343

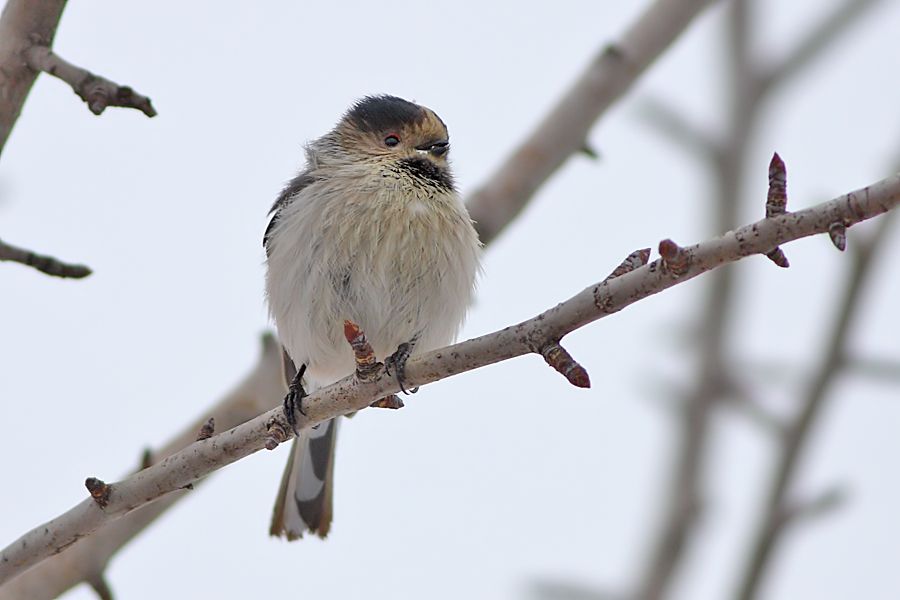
384 341 419 395
283 363 308 435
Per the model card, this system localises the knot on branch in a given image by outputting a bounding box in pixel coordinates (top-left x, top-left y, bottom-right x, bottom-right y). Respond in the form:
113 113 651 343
541 342 591 388
828 221 848 251
196 418 215 441
371 395 405 409
85 477 111 508
658 239 691 276
264 417 290 451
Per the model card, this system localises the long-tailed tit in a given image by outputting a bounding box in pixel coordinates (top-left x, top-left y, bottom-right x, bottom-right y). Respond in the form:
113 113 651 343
264 95 481 539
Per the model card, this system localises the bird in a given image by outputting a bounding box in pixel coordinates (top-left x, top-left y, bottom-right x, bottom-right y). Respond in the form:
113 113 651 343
264 95 481 539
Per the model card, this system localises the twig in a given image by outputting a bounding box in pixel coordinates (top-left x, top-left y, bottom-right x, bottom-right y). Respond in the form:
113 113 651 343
530 579 623 600
465 0 715 245
2 170 898 585
735 211 895 600
777 485 847 528
0 237 91 279
86 575 112 600
23 45 156 117
843 357 900 384
719 374 785 436
759 0 885 92
636 97 717 160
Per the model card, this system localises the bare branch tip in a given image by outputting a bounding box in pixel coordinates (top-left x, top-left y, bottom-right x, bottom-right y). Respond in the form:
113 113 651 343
604 247 652 282
781 486 849 527
196 417 215 441
138 448 153 471
84 477 111 508
541 342 591 388
87 572 114 600
579 143 601 161
767 152 788 217
0 238 93 278
770 151 785 170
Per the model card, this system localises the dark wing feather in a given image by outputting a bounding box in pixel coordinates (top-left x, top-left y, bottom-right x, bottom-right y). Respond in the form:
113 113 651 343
263 172 316 253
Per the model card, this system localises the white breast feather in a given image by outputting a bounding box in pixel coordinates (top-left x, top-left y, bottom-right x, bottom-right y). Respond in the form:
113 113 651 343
265 170 480 387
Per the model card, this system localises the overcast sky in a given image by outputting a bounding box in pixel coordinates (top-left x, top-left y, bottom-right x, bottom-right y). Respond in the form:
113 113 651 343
2 1 900 599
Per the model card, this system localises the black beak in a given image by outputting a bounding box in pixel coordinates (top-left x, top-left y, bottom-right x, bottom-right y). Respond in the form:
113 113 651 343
416 140 449 157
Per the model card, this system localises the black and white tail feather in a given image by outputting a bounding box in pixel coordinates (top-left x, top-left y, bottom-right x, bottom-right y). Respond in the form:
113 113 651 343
270 354 339 539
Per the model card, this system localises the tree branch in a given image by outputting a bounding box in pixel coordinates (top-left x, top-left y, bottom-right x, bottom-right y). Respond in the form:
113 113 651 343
0 333 286 599
0 0 155 158
23 45 156 117
0 0 67 157
636 96 717 160
465 0 716 245
843 357 900 384
2 167 898 587
759 0 885 92
0 237 91 278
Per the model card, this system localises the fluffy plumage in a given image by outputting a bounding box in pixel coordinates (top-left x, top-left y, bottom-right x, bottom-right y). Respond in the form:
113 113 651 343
265 95 481 539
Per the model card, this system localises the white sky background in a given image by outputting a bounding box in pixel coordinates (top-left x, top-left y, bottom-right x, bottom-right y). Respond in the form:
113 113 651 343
2 1 900 599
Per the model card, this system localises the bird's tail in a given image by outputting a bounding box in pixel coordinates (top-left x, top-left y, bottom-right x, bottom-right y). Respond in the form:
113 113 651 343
270 417 338 540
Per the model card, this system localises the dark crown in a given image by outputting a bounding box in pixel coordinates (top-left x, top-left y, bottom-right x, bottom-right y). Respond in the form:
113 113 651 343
344 95 428 133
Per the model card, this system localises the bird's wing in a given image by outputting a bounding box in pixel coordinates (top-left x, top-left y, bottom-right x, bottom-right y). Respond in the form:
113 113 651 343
263 171 316 252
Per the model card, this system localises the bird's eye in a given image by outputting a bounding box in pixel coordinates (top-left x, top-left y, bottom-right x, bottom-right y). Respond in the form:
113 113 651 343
384 134 400 147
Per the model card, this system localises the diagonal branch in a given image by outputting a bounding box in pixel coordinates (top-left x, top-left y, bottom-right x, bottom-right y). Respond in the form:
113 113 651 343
0 237 91 278
0 0 67 157
465 0 716 245
2 169 898 586
23 45 156 117
636 96 717 160
759 0 885 93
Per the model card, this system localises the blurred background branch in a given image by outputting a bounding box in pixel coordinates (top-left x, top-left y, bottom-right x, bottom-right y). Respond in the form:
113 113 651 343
634 1 888 599
736 212 896 600
466 0 716 245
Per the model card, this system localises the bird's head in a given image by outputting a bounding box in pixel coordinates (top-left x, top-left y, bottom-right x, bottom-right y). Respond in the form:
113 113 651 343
328 95 454 191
